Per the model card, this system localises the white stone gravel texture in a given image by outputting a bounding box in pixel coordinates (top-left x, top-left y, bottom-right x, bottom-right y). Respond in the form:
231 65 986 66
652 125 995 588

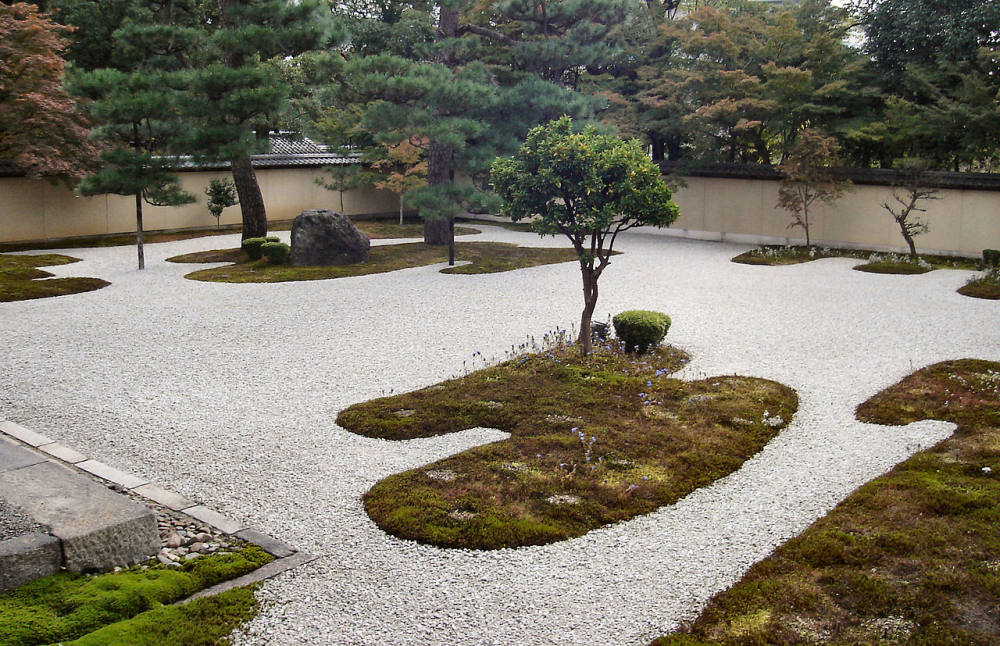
2 224 998 645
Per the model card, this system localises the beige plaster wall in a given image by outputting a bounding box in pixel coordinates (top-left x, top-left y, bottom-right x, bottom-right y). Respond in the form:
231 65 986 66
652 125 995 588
3 170 997 256
669 177 999 257
0 168 402 244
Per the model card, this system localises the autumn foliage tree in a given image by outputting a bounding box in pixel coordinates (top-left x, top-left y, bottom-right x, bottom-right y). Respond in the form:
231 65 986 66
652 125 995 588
492 117 679 356
776 128 852 247
370 138 427 225
0 2 97 179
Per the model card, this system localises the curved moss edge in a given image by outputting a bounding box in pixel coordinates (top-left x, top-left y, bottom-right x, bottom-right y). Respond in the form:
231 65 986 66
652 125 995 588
0 253 109 303
852 262 932 275
652 359 1000 646
337 343 798 550
958 282 1000 300
0 544 274 646
172 241 582 283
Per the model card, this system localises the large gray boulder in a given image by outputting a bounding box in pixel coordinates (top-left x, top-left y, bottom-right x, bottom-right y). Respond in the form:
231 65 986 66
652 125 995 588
290 209 370 266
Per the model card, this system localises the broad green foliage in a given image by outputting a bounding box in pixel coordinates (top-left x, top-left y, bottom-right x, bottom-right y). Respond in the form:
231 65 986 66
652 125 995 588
612 310 671 354
492 116 678 353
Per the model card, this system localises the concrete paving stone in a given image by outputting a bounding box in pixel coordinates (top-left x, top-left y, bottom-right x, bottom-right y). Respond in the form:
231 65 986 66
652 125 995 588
77 459 148 490
234 528 298 558
38 442 88 464
0 533 61 592
1 461 159 572
182 505 247 535
0 437 46 473
132 483 194 511
0 421 52 448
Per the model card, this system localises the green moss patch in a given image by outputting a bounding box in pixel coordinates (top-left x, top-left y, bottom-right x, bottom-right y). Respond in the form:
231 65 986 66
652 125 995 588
0 545 273 646
337 342 797 549
652 359 1000 646
172 241 581 283
852 261 932 274
0 254 108 302
732 246 979 272
959 270 1000 300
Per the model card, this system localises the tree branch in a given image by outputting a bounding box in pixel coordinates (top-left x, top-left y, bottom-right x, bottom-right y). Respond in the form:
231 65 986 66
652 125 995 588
456 23 516 46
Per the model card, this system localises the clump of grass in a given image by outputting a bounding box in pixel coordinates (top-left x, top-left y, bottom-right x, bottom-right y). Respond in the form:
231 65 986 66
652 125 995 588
732 245 980 272
337 341 797 549
959 268 1000 300
0 254 108 302
0 545 273 646
652 359 1000 646
170 242 581 283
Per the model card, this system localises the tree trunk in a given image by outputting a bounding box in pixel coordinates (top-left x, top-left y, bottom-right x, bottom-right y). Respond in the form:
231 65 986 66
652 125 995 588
901 226 917 257
399 197 404 226
231 156 267 240
577 267 599 356
423 140 454 250
134 192 145 270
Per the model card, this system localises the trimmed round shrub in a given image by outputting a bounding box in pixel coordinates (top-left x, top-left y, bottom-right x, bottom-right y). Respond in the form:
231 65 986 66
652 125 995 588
261 241 291 265
241 237 267 260
265 236 280 243
613 310 671 353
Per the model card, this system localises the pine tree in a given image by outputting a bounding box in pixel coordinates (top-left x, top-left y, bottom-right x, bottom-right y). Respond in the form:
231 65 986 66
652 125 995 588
68 1 200 269
181 0 339 240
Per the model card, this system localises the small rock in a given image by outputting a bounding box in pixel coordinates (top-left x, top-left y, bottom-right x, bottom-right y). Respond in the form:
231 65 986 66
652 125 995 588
546 494 581 505
184 553 201 561
195 532 213 543
425 469 457 482
189 542 206 552
393 409 416 418
165 532 183 548
157 554 175 566
448 510 477 521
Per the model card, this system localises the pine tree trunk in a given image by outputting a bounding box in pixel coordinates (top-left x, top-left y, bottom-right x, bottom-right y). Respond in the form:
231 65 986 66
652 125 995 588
577 267 599 356
134 192 145 270
231 156 267 240
423 140 454 249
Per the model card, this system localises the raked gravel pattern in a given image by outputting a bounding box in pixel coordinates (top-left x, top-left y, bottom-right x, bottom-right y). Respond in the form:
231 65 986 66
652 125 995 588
2 225 998 645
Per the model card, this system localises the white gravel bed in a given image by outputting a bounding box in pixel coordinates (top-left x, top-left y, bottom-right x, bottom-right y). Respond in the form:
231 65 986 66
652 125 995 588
2 224 998 644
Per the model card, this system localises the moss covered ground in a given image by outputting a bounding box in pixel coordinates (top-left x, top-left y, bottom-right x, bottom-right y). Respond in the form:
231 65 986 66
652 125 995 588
732 246 980 273
0 545 273 646
0 254 108 302
959 270 1000 300
337 341 797 549
171 241 581 283
652 359 1000 645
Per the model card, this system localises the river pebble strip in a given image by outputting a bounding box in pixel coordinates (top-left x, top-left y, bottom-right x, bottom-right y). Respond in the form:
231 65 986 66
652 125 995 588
2 225 997 645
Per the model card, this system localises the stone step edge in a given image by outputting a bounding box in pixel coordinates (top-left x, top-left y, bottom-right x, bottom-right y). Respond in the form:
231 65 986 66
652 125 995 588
0 420 299 561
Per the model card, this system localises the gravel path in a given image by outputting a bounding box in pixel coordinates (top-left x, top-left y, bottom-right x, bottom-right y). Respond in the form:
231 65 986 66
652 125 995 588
2 225 998 644
0 498 45 541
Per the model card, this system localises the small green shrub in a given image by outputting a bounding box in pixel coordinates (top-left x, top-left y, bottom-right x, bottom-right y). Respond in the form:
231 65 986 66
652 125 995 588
983 249 1000 267
612 310 671 353
261 241 290 265
264 236 280 243
241 237 267 260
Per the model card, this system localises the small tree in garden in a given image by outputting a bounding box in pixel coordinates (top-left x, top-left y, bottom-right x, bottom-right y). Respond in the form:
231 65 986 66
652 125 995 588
205 178 239 229
370 138 427 225
491 116 679 356
776 129 852 247
882 159 939 258
318 164 368 214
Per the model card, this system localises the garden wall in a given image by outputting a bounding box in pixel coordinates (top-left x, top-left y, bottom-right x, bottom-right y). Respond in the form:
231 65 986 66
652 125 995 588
2 164 997 257
0 167 400 244
663 166 1000 258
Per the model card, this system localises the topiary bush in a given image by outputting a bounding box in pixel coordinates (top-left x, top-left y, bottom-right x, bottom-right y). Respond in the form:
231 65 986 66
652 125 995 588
261 241 290 265
241 237 267 260
983 249 999 268
613 310 671 353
